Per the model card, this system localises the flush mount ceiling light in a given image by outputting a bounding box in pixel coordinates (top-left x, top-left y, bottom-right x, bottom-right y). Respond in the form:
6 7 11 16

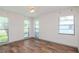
30 8 35 13
28 6 35 13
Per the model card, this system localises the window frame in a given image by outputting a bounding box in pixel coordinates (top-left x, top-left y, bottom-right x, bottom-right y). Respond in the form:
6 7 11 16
58 16 75 35
0 16 9 42
34 20 40 38
24 20 30 38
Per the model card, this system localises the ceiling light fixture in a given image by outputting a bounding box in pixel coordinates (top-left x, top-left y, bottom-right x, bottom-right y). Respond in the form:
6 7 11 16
30 8 35 13
28 6 35 13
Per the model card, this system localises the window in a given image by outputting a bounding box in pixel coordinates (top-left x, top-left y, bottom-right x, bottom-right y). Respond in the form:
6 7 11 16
0 17 8 42
34 20 39 38
59 16 74 34
24 20 30 38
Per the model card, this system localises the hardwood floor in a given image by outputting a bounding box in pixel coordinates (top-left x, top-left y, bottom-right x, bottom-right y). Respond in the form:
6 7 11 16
0 38 78 53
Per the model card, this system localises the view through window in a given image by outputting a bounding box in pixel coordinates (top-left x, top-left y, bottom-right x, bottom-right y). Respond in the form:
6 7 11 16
24 20 30 38
0 17 8 42
34 20 39 38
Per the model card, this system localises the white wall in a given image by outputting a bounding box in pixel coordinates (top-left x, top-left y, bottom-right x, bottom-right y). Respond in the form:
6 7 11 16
39 7 78 48
0 10 24 45
75 8 79 51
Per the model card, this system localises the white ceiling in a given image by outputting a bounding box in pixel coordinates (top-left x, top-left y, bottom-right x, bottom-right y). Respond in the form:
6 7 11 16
0 6 73 17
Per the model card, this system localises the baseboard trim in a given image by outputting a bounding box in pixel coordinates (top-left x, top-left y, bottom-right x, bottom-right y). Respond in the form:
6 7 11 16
35 38 78 52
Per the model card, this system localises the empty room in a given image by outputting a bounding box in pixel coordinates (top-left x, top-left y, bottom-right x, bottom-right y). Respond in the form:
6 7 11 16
0 6 79 53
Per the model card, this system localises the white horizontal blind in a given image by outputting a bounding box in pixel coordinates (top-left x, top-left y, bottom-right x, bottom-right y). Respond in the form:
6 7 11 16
0 17 8 42
34 20 39 38
59 16 74 34
24 20 30 38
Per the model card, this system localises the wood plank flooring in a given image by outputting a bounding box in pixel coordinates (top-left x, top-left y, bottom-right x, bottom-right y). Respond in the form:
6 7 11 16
0 38 78 53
